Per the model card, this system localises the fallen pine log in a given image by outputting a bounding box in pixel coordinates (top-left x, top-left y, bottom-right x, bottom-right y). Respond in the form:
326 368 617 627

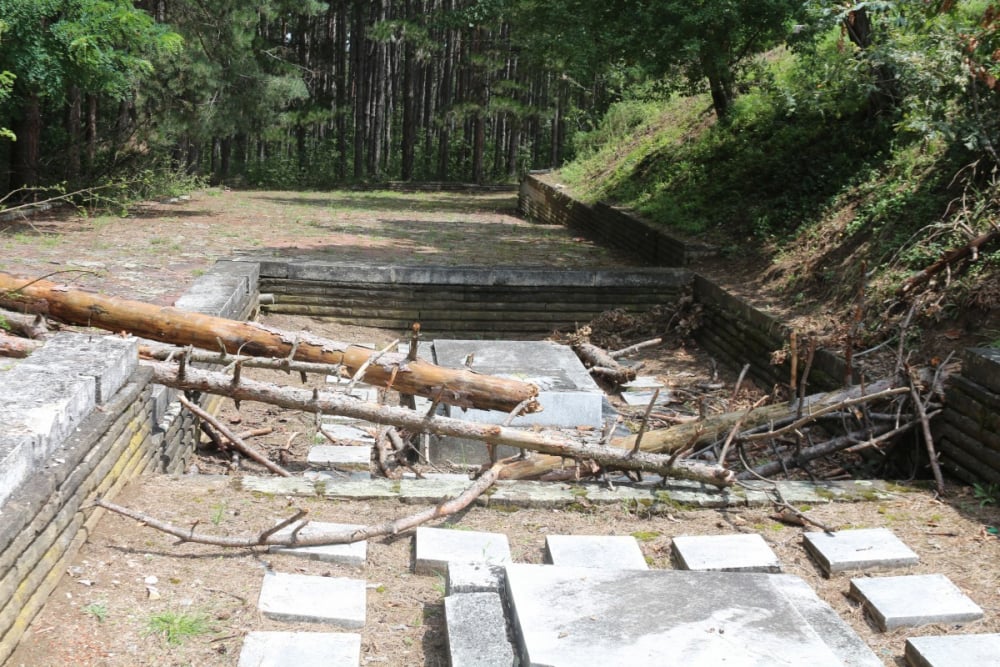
0 331 42 358
573 341 637 384
143 359 735 487
0 271 538 413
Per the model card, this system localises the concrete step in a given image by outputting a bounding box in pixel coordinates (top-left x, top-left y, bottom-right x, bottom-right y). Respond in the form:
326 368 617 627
238 631 361 667
258 571 366 628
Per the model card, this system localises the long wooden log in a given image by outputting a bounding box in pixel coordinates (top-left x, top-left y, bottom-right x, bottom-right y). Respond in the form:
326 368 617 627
0 331 42 358
0 271 538 413
143 359 735 487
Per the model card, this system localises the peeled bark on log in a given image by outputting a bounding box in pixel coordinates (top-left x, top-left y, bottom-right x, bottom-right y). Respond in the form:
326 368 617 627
143 359 735 487
0 331 42 358
498 380 898 480
573 341 637 384
0 271 538 413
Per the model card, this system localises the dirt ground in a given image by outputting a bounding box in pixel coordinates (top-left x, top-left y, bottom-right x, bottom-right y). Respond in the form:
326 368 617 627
4 189 1000 666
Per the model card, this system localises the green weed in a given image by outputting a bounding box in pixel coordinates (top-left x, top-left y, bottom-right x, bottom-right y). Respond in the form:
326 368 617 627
146 611 211 645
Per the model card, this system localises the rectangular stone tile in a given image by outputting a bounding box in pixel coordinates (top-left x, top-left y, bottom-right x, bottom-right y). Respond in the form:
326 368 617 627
267 521 367 566
448 562 506 595
414 526 511 575
849 574 984 631
238 631 361 667
904 634 1000 667
318 424 375 445
258 572 365 628
803 528 919 576
307 445 370 470
445 593 516 667
672 534 781 573
545 535 648 570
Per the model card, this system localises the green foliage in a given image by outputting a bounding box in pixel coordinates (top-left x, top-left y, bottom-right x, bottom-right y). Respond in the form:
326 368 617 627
974 482 1000 506
83 601 108 622
146 611 211 645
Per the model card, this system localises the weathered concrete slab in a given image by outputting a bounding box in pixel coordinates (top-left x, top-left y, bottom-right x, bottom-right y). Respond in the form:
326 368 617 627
414 526 511 575
445 593 516 667
399 476 475 504
672 534 781 573
505 565 865 666
621 390 672 407
849 574 984 631
448 561 506 594
904 634 1000 667
267 521 367 566
803 528 919 576
545 535 648 570
317 424 375 445
307 445 371 470
238 631 361 667
258 572 366 628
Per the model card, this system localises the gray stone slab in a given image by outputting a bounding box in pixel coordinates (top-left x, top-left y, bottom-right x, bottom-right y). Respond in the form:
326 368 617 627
0 431 35 509
545 535 648 570
267 522 367 566
621 390 672 407
238 631 361 667
414 526 511 575
445 593 516 667
620 376 666 392
849 574 984 631
803 528 919 576
505 564 859 666
672 534 781 573
307 445 370 470
0 374 96 464
448 561 506 594
318 424 375 444
16 333 137 403
399 477 478 503
905 634 1000 667
258 572 366 628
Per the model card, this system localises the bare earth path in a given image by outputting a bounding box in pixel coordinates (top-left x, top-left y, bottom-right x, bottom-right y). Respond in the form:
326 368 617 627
4 188 1000 667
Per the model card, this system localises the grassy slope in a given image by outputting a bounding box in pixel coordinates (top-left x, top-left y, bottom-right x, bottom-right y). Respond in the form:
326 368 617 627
556 77 1000 361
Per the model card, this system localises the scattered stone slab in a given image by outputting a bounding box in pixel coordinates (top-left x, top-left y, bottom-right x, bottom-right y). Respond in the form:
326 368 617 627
399 476 475 504
545 535 648 570
620 376 666 392
258 572 366 628
306 445 371 471
904 634 1000 667
505 564 866 666
317 424 375 445
267 521 367 566
620 390 671 407
849 574 984 631
672 534 781 573
445 593 516 667
414 526 511 575
803 528 919 576
447 561 505 595
238 631 362 667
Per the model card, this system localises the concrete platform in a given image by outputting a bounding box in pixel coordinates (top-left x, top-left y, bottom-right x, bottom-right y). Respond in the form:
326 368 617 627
267 521 367 566
904 634 1000 667
849 574 984 631
258 572 366 628
504 564 881 666
672 534 781 573
445 593 516 666
545 535 648 570
414 526 511 575
447 561 506 594
803 528 919 576
238 631 361 667
307 445 371 470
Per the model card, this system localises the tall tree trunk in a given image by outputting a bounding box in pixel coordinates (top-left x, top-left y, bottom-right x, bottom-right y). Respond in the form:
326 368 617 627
335 0 348 181
66 86 82 183
400 0 417 181
10 92 42 191
86 94 98 174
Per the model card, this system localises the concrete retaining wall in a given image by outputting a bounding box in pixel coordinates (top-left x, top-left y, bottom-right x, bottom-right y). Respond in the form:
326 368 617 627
937 348 1000 485
0 260 258 663
256 261 691 339
518 175 714 266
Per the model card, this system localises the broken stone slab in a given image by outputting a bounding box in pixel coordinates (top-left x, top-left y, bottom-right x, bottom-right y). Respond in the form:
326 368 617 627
545 535 648 570
445 592 516 667
620 376 666 392
904 633 1000 667
238 631 362 667
803 528 919 576
505 564 872 667
267 521 367 566
258 571 366 628
849 574 984 631
447 561 506 595
672 534 781 573
414 526 511 576
306 445 371 471
620 390 672 407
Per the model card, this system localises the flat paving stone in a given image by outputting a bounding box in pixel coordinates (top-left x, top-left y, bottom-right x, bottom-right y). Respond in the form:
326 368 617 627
445 593 516 667
258 572 366 628
672 534 781 573
448 561 505 594
317 424 375 444
307 445 370 470
545 535 648 570
267 521 367 566
414 526 511 575
803 528 919 576
505 564 876 666
904 634 1000 667
238 631 361 667
849 574 984 631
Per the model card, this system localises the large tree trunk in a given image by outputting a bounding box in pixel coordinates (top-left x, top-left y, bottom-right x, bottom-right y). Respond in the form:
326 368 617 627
0 271 539 413
10 93 42 190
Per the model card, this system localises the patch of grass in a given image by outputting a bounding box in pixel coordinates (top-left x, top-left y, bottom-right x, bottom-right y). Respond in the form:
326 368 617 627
146 611 211 645
83 602 108 622
630 530 661 542
210 502 226 526
974 483 1000 507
